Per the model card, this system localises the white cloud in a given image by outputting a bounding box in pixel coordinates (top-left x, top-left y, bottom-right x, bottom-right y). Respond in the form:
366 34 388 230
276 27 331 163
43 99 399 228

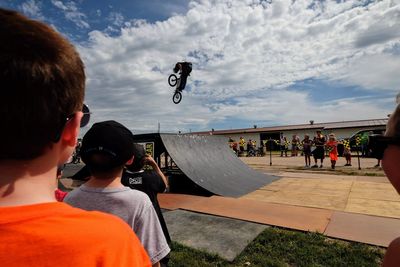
20 0 44 20
51 0 90 29
107 12 124 27
335 53 400 90
78 0 400 133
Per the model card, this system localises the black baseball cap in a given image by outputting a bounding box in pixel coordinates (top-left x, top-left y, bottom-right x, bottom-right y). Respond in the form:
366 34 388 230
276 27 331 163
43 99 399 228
80 120 134 170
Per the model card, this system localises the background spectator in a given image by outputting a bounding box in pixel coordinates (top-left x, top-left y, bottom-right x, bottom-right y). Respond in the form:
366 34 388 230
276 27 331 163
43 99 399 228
302 134 313 167
312 130 326 168
326 133 339 169
280 133 288 157
291 134 300 156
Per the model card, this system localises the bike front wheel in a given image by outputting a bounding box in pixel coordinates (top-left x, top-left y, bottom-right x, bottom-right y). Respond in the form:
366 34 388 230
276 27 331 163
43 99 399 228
173 91 182 104
168 74 178 87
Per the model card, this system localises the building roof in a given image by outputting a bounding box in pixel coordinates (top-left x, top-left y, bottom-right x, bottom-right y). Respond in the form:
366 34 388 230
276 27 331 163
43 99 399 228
192 118 388 135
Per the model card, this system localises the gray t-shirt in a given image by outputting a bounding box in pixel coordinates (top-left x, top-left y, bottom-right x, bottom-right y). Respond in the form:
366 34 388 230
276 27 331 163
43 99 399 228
65 184 170 264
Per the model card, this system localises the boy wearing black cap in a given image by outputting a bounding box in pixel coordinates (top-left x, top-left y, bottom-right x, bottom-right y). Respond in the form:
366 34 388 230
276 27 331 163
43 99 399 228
65 121 170 267
0 8 150 266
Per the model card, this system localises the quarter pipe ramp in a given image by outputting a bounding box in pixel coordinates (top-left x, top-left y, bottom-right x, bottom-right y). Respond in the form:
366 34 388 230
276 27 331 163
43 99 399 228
159 134 278 197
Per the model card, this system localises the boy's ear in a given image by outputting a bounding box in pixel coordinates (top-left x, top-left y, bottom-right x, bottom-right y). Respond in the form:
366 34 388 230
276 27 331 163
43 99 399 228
126 155 134 166
61 111 83 147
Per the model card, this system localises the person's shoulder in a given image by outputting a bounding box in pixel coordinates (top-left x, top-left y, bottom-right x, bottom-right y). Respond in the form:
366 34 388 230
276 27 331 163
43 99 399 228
64 186 80 196
50 203 133 237
61 205 151 266
62 203 128 226
124 187 152 204
63 186 85 202
62 204 142 241
121 188 154 215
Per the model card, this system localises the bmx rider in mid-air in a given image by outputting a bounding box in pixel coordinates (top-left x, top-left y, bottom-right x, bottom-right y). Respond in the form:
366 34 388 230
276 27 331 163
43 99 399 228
168 61 192 104
174 61 192 91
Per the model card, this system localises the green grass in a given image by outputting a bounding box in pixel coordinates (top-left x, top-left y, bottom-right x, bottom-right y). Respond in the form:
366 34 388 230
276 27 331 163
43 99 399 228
169 227 385 267
289 166 384 177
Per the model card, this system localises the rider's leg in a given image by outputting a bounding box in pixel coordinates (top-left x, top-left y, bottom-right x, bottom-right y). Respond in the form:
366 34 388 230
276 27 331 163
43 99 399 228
176 78 181 91
178 75 187 91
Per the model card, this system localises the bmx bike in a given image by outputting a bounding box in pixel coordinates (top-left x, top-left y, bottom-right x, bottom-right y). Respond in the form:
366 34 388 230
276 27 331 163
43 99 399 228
168 74 182 104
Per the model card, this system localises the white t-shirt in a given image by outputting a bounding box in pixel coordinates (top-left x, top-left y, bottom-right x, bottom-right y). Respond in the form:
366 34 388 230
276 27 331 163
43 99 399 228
65 184 170 264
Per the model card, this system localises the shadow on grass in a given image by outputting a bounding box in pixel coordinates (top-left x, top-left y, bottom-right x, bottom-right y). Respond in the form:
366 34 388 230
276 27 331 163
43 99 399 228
169 227 385 267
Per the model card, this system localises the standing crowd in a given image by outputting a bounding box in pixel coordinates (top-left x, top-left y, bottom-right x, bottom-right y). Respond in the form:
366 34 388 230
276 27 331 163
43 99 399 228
230 131 353 170
278 131 349 169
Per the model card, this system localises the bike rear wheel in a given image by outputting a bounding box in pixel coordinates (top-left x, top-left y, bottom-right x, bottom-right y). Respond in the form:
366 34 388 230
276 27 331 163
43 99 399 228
173 91 182 104
168 74 178 87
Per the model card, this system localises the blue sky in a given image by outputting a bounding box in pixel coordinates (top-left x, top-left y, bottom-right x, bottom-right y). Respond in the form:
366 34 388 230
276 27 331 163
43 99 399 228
1 0 400 134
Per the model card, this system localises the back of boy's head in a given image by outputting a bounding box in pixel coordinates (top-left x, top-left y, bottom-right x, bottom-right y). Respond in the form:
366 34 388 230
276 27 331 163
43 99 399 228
80 121 135 177
126 143 146 172
0 8 85 160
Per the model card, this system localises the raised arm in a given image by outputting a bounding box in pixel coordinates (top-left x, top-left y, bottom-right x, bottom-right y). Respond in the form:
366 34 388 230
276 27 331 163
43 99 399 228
144 155 169 191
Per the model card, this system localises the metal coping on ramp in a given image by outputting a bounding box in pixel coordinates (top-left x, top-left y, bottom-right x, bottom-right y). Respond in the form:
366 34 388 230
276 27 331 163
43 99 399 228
159 134 278 197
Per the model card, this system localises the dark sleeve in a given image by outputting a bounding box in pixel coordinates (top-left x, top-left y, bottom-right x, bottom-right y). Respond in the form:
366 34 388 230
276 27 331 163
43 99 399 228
147 171 166 193
173 63 180 73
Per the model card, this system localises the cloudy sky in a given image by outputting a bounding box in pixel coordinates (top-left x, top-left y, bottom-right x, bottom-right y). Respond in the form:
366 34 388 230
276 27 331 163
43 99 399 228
2 0 400 134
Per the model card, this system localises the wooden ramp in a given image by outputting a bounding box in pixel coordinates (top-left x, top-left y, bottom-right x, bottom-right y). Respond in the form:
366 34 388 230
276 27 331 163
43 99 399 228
325 212 400 247
160 194 332 232
159 193 400 247
158 194 207 210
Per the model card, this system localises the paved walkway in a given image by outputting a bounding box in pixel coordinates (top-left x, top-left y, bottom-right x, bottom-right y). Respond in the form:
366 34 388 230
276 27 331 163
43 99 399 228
242 175 400 219
241 155 400 219
163 210 268 261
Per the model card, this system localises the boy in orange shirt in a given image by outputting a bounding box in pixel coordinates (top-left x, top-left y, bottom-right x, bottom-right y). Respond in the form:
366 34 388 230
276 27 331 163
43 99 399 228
0 8 150 267
326 133 339 169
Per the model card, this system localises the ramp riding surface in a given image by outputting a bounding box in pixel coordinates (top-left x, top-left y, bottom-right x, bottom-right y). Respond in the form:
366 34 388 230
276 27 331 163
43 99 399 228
160 134 278 197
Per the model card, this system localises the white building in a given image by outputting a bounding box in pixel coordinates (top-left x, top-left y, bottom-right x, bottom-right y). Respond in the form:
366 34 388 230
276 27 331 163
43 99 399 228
192 118 387 149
